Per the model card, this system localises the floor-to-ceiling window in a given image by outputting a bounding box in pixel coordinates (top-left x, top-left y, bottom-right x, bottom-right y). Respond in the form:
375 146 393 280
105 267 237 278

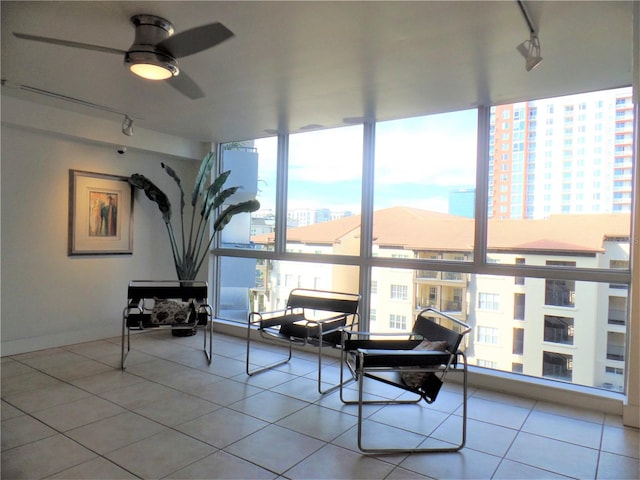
214 86 634 393
370 110 477 336
287 126 363 257
480 88 632 391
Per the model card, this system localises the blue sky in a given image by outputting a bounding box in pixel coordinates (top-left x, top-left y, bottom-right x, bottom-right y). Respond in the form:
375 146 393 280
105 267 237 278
254 109 478 213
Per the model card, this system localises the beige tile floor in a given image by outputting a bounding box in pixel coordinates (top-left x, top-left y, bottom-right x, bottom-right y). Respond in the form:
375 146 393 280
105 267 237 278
2 329 639 479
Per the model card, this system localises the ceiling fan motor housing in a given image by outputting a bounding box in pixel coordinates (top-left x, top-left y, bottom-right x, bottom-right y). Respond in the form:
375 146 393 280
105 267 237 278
124 14 179 77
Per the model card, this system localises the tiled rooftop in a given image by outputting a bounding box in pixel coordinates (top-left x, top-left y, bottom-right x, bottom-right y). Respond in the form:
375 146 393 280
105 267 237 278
253 207 631 254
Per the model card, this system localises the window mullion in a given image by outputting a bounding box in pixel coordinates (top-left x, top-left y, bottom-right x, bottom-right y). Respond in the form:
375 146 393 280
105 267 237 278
359 121 376 330
275 133 289 255
474 105 491 268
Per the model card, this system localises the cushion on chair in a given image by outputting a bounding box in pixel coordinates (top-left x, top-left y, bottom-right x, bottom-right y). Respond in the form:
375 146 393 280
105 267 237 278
400 339 448 389
150 298 192 325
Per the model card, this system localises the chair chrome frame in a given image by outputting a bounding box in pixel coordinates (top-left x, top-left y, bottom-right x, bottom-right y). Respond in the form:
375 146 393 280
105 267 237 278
339 307 471 454
121 280 213 370
246 288 360 394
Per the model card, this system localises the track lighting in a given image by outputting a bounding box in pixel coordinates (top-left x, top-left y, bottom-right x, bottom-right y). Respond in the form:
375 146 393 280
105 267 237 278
517 32 543 72
516 1 542 72
122 115 134 136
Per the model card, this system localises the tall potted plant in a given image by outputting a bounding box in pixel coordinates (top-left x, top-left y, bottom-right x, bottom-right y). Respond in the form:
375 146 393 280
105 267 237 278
129 151 260 281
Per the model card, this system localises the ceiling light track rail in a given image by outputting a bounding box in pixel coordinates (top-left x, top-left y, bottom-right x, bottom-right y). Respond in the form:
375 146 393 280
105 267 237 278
517 0 536 34
1 79 141 120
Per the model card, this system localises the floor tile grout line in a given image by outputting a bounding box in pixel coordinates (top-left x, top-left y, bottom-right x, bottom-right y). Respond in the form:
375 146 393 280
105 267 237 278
491 398 538 479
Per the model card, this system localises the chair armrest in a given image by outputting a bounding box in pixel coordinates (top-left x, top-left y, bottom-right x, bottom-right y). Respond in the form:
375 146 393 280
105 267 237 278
249 310 305 329
248 309 289 323
123 300 143 317
307 312 347 325
342 329 420 339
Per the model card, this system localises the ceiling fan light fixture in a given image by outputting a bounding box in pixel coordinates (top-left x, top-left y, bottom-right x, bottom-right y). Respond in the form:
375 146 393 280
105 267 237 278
125 50 179 80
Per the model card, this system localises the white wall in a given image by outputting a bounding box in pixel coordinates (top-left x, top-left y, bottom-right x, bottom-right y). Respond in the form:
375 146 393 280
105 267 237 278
1 97 208 355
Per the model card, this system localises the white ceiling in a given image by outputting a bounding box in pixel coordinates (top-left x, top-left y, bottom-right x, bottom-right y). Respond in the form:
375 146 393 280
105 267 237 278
1 1 634 144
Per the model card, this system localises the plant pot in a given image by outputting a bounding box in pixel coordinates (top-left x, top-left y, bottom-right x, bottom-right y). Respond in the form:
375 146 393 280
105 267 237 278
172 326 197 337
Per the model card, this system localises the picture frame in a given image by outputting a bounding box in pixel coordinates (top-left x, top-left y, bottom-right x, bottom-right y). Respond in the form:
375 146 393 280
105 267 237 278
68 170 133 255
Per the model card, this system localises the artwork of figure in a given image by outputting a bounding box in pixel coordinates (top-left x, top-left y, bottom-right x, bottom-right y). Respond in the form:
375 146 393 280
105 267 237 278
89 191 118 237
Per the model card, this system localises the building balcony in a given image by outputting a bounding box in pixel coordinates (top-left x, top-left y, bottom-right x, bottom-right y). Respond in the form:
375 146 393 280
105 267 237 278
416 269 438 279
607 352 625 362
442 272 465 282
608 308 626 325
444 301 462 312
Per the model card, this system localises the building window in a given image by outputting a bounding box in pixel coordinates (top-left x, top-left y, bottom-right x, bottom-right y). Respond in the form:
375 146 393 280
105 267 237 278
543 352 573 381
478 293 500 311
389 314 407 330
477 359 498 368
608 295 627 325
452 288 463 310
610 260 630 289
514 257 525 285
390 284 408 301
428 287 437 304
514 293 525 320
512 362 524 373
478 326 499 344
545 279 575 307
607 332 625 361
544 315 574 345
513 328 524 355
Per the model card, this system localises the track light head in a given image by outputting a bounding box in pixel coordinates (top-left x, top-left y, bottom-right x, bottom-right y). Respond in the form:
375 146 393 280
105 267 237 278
122 115 134 136
517 33 542 72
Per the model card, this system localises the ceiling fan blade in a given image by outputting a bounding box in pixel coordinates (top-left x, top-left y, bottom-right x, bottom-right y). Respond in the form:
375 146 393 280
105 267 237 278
157 22 234 58
166 71 205 99
13 32 126 55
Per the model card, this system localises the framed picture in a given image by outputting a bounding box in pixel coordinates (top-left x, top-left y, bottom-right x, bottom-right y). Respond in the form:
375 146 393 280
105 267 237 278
68 170 133 255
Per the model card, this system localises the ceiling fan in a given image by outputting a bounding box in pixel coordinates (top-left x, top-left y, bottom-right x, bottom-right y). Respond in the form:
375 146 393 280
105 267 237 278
13 14 234 99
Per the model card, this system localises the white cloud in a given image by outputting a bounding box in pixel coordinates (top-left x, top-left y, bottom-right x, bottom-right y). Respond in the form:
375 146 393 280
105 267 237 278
287 126 364 182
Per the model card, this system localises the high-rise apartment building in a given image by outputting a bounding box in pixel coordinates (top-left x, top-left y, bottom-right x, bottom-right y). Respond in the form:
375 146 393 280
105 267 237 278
489 87 633 219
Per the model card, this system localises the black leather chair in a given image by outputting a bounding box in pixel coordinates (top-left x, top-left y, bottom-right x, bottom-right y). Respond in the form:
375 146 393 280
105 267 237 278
340 307 471 453
121 280 213 369
246 288 360 394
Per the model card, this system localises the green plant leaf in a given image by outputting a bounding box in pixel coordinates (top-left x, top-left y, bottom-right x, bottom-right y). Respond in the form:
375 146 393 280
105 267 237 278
191 151 215 206
162 163 185 214
129 174 172 223
213 199 261 232
200 171 231 214
202 186 238 220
